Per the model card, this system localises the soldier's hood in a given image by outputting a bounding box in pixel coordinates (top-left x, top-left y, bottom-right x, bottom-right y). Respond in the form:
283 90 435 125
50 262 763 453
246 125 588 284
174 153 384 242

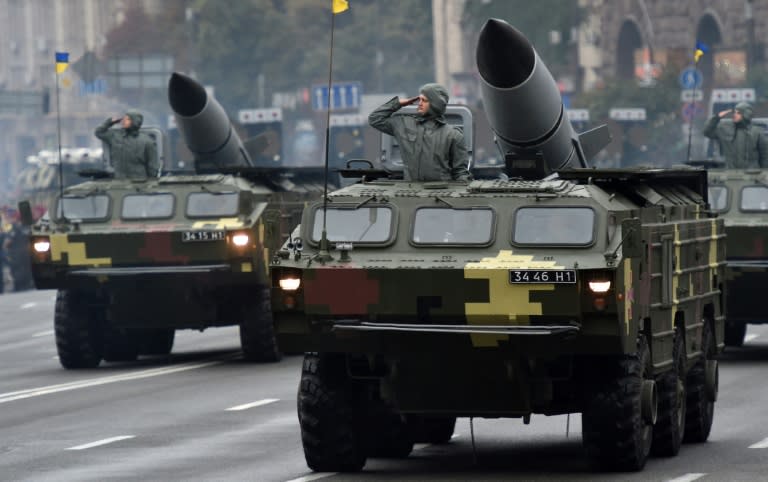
125 110 144 132
735 102 753 123
420 83 449 120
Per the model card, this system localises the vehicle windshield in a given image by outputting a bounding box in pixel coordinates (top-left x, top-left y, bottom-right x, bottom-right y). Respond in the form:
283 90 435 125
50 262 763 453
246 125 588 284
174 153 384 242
311 206 393 243
56 194 110 220
122 193 175 219
412 208 494 245
187 191 239 217
708 186 728 212
513 207 595 245
740 186 768 212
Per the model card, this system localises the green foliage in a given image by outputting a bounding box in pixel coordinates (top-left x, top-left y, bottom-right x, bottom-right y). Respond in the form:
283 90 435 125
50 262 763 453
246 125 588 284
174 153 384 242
574 67 689 164
192 0 434 111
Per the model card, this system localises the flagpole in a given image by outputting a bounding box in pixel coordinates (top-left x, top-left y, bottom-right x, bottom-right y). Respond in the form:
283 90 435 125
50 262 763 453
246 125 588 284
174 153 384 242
317 3 338 263
685 70 696 163
55 62 66 220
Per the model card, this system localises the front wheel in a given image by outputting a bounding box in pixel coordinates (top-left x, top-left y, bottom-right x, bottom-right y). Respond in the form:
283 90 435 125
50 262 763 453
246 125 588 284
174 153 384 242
724 321 746 347
54 289 102 369
239 287 281 362
298 353 367 472
407 415 456 444
582 336 654 471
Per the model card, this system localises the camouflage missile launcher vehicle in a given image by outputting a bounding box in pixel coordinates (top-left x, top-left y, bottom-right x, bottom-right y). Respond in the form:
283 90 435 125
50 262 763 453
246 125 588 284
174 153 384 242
706 165 768 346
270 19 726 472
22 72 324 368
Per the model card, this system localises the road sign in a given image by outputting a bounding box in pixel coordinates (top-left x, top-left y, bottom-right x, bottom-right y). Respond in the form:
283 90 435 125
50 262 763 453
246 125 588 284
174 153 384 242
679 68 703 90
312 82 362 111
681 89 704 102
681 102 704 123
566 109 589 122
238 108 283 124
711 88 755 103
610 108 646 121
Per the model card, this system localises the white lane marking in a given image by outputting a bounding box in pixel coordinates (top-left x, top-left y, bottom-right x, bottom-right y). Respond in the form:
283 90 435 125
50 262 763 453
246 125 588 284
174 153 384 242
667 474 706 482
284 473 337 482
32 330 54 338
745 334 759 343
749 437 768 448
66 435 135 451
20 302 37 309
226 398 279 411
0 354 237 404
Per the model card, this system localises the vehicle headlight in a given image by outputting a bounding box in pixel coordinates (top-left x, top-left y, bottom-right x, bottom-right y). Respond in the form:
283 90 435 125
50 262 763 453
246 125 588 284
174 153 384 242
588 281 611 293
279 277 301 291
33 238 51 253
231 233 250 247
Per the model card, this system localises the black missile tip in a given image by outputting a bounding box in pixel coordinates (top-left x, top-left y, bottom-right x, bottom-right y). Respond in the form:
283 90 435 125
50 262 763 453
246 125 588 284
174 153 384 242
168 71 207 117
476 18 535 89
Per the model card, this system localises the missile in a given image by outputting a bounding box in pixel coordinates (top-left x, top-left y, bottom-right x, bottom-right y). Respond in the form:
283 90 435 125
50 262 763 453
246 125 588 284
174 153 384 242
168 72 252 171
476 19 608 178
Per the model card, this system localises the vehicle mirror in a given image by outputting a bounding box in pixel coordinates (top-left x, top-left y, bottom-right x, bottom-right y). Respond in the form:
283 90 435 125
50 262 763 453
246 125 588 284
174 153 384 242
17 200 35 226
621 218 642 259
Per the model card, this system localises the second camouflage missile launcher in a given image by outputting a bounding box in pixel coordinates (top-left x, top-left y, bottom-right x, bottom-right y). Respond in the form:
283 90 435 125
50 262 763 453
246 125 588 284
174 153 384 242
270 18 726 473
22 72 326 369
707 166 768 346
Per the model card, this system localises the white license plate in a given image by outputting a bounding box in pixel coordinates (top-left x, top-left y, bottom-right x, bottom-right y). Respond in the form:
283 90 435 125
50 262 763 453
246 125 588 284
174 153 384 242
509 269 576 284
181 230 225 242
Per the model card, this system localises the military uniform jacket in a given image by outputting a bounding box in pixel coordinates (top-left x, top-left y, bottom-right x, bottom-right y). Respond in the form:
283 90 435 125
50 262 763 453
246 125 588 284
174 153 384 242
369 97 470 181
703 116 768 168
95 118 159 178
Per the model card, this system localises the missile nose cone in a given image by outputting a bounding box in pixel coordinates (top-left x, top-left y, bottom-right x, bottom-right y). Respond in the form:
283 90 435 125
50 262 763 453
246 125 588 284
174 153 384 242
168 72 207 117
476 18 535 89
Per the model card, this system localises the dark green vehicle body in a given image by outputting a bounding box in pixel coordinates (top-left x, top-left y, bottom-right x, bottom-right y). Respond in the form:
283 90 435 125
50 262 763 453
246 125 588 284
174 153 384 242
271 19 727 473
28 171 322 367
23 71 327 368
708 167 768 346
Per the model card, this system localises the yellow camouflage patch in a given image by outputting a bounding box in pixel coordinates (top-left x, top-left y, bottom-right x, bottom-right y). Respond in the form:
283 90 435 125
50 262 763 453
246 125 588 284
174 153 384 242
191 217 243 229
623 258 632 335
50 234 111 266
464 250 563 347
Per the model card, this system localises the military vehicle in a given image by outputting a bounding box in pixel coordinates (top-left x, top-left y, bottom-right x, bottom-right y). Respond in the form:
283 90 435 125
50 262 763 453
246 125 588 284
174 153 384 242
270 19 725 472
706 165 768 346
22 72 325 369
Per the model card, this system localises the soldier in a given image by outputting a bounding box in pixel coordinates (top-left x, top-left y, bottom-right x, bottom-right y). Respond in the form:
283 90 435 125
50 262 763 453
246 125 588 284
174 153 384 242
95 110 159 178
703 101 768 168
3 213 33 292
369 83 471 182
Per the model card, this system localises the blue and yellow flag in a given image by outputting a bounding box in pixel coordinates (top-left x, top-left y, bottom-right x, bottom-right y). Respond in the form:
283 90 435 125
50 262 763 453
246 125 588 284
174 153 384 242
694 41 708 63
55 51 69 74
332 0 349 14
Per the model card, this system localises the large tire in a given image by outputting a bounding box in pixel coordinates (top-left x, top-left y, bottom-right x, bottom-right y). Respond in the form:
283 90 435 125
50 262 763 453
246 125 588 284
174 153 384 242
239 288 281 362
102 326 139 362
138 329 175 356
364 406 414 458
684 323 717 443
407 415 456 444
298 353 367 472
724 321 746 347
54 289 103 369
582 336 653 471
652 328 687 456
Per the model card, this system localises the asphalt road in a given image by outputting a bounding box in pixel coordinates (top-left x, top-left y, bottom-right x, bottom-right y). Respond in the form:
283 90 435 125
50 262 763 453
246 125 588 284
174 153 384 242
1 289 767 482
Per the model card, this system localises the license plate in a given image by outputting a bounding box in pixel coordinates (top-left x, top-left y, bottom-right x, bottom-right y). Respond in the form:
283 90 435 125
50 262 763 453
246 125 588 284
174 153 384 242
509 269 576 284
181 230 225 242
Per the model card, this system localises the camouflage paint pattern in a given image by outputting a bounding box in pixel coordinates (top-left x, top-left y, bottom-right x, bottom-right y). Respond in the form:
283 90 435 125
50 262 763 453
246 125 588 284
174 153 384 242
28 173 322 328
272 171 726 414
709 168 768 324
